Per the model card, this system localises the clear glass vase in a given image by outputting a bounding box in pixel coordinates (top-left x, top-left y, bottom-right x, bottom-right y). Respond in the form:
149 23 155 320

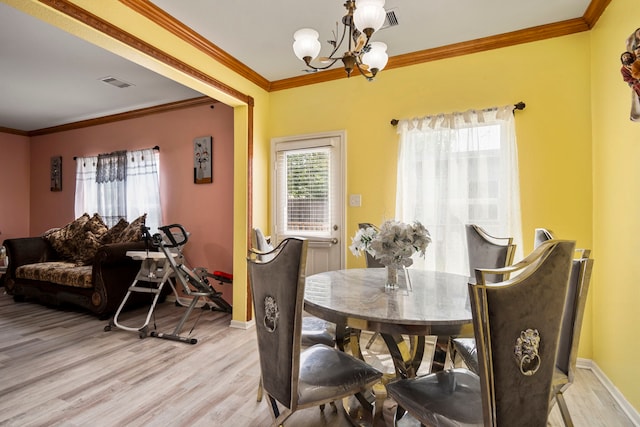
385 265 399 290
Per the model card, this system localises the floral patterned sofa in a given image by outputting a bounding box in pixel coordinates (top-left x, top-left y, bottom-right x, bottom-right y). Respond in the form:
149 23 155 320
2 213 152 318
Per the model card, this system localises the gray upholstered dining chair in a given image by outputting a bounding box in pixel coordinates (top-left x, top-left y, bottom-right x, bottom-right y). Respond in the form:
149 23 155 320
465 223 516 282
534 227 555 249
247 237 383 425
251 228 335 347
551 249 594 426
251 228 336 404
386 239 576 427
251 227 275 261
450 233 595 426
449 224 516 370
357 223 385 269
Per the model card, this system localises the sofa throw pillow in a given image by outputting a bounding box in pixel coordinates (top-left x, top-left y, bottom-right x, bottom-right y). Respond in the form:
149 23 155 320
45 213 91 261
101 218 129 245
84 213 108 237
115 214 147 243
72 214 109 265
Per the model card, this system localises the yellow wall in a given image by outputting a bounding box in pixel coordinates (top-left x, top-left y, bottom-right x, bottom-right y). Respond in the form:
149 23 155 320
269 35 593 262
591 0 640 411
268 34 595 359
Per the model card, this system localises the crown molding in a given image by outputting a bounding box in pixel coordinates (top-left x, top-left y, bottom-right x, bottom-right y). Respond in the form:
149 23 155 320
38 0 610 95
270 17 592 91
0 127 29 136
119 0 271 91
27 96 215 136
38 0 251 105
583 0 612 28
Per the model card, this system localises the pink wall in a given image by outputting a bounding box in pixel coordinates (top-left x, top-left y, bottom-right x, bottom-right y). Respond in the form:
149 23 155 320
26 102 235 302
0 132 30 241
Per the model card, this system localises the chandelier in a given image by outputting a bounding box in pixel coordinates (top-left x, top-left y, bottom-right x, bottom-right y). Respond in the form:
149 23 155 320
292 0 389 81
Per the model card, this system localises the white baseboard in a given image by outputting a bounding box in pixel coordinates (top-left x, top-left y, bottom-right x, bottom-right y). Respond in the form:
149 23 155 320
230 319 255 330
165 294 250 329
577 358 640 426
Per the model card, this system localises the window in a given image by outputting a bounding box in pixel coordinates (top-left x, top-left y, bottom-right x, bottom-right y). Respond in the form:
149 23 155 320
395 106 523 275
276 146 333 236
75 148 162 232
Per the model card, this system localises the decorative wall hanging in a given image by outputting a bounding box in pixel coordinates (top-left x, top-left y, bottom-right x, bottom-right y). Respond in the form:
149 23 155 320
620 27 640 122
50 156 62 191
193 136 213 184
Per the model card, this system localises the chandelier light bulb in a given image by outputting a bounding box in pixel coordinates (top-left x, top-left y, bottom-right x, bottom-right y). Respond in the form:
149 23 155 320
293 28 321 62
354 0 386 35
362 41 388 73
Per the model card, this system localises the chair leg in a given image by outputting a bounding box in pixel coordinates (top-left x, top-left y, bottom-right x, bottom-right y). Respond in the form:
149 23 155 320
267 395 291 427
257 377 263 402
555 391 574 427
431 335 449 372
365 332 379 349
318 401 337 412
448 336 458 368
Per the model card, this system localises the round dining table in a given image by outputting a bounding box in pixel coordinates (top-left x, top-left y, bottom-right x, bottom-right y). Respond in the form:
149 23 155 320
304 267 473 426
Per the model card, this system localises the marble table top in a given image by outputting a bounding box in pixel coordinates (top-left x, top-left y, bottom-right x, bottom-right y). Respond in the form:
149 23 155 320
304 268 473 336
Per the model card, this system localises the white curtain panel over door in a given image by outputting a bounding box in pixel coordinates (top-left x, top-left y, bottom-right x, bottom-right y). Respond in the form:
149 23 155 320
395 105 523 276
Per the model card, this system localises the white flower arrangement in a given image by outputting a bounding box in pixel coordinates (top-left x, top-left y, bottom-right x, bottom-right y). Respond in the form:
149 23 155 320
349 220 431 267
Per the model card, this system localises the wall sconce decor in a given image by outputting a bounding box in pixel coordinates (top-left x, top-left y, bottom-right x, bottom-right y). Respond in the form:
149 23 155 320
50 156 62 191
194 136 213 184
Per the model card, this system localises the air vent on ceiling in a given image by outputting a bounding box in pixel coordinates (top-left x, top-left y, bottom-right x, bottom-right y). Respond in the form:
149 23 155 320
100 76 134 89
381 8 399 29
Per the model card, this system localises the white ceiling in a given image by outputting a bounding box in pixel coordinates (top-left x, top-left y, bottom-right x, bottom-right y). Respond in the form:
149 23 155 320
0 0 592 132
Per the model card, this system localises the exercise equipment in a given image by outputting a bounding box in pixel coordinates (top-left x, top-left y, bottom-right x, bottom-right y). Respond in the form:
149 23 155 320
104 224 232 344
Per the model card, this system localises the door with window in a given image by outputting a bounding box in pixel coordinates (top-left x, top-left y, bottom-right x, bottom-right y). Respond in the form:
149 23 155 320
271 131 345 275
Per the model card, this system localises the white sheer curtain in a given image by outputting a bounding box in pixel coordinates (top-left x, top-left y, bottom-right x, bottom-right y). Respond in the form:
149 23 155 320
125 148 162 232
75 156 98 220
395 105 523 275
75 148 162 232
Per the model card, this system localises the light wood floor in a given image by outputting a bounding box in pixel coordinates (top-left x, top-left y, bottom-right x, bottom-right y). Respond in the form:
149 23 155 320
0 292 634 427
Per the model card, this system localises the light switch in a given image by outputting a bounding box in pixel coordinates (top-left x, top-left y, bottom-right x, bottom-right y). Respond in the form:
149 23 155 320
349 194 362 207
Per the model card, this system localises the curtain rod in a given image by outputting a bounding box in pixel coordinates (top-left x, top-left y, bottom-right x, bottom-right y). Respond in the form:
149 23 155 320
73 145 159 160
390 102 526 126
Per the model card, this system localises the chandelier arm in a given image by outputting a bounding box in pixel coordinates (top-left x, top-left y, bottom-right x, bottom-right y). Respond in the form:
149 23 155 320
305 14 350 71
331 18 350 58
304 57 341 71
354 61 373 80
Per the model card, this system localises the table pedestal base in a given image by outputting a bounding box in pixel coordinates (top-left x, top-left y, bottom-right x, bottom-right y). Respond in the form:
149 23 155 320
342 384 388 427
